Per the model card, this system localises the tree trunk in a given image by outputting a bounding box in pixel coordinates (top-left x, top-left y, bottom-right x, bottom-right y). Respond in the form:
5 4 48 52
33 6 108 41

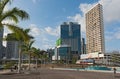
18 47 22 73
28 52 31 71
36 58 38 70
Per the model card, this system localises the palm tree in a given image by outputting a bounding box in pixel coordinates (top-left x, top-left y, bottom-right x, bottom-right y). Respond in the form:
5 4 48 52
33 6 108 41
5 28 33 41
5 28 33 73
22 40 35 71
31 47 41 69
17 28 33 72
0 0 29 30
39 50 48 65
0 0 30 73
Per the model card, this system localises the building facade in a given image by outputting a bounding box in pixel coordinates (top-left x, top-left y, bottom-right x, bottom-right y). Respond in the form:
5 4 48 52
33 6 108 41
81 38 86 54
86 4 105 54
60 22 81 56
6 33 19 59
52 45 71 63
57 45 71 63
47 48 54 62
0 28 4 59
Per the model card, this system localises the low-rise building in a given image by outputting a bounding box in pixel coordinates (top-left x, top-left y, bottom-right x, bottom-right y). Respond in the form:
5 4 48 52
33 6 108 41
80 52 120 66
52 45 71 63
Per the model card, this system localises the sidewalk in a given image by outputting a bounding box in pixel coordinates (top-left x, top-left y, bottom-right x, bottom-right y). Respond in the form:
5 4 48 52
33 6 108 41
0 68 40 75
0 68 120 79
0 69 17 75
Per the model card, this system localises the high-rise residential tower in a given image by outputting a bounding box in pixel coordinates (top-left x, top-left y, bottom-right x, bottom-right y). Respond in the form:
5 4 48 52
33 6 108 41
86 4 105 54
60 22 81 56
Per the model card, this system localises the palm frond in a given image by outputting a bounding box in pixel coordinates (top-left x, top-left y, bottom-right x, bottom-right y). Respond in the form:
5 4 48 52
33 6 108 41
24 28 31 33
30 47 41 58
28 40 35 49
1 7 29 22
0 23 3 29
21 28 34 39
2 23 30 42
0 0 11 15
4 33 18 41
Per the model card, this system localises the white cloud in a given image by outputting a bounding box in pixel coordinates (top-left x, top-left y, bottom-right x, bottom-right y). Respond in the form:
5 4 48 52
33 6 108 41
44 26 60 37
28 24 59 50
41 26 60 49
67 3 97 33
79 3 97 14
68 0 120 32
29 24 60 37
99 0 120 22
29 24 41 36
68 14 85 32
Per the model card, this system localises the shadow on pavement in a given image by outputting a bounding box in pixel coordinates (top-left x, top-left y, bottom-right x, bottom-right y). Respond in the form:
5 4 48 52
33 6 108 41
115 75 120 78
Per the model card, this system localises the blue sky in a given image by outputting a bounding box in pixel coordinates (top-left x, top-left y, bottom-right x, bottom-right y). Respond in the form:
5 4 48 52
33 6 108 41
4 0 120 52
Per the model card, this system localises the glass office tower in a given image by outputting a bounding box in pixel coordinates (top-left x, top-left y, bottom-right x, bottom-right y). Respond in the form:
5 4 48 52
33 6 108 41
60 22 81 56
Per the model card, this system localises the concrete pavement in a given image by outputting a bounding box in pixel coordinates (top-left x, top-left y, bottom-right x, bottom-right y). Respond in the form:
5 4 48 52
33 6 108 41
0 68 120 79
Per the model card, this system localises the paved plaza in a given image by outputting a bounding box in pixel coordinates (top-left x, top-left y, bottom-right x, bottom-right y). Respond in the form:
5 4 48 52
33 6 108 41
0 69 120 79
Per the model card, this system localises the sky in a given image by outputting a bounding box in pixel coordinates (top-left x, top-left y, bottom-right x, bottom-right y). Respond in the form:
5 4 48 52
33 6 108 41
3 0 120 52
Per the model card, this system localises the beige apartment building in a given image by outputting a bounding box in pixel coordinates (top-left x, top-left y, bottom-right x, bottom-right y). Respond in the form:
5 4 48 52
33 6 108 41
86 4 105 54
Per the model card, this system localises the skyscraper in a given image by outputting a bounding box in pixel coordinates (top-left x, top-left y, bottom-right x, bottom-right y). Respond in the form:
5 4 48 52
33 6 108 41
86 4 105 54
60 22 81 56
81 38 86 54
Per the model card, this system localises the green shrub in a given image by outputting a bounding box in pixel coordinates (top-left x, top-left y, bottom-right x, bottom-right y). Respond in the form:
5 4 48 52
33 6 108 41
3 61 16 69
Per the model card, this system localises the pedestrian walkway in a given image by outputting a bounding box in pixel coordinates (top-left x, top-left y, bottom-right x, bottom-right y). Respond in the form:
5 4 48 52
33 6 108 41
0 70 10 74
0 69 120 79
0 69 16 75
